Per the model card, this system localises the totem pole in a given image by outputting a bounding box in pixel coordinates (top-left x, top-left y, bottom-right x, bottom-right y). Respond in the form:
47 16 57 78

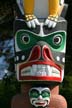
11 0 67 108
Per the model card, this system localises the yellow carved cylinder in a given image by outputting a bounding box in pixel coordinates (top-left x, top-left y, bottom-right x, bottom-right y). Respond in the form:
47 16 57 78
23 0 34 15
49 0 59 16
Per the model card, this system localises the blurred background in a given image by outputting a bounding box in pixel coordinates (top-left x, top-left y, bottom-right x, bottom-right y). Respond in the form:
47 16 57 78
0 0 72 108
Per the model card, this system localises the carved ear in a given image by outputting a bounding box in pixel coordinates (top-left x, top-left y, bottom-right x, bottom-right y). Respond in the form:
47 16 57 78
61 4 68 18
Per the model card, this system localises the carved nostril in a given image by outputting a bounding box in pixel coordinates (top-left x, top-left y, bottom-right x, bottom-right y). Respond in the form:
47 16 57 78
29 45 41 61
43 46 53 61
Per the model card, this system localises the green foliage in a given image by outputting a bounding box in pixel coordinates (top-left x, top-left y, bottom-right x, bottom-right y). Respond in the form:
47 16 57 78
60 76 72 108
0 77 20 108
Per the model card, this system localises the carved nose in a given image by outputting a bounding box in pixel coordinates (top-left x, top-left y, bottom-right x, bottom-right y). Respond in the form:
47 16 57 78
37 41 53 61
38 95 43 100
29 41 53 61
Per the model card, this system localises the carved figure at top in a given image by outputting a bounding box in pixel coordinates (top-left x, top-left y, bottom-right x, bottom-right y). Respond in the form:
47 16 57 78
23 0 64 28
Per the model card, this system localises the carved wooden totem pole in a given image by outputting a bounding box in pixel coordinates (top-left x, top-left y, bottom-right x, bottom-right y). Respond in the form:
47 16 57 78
11 0 67 108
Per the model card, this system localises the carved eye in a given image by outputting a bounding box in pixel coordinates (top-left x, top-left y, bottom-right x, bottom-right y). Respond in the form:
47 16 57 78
53 35 62 45
21 34 30 44
42 90 50 98
29 89 39 98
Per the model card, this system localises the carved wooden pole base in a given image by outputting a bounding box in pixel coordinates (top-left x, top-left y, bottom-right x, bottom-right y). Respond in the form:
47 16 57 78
11 95 67 108
49 95 67 108
11 83 67 108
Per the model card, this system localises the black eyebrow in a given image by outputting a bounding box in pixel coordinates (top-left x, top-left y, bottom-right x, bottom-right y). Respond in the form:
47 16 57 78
43 18 67 35
14 20 40 34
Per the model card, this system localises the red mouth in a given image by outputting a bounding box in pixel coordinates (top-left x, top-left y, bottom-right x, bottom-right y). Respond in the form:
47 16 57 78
35 102 45 106
19 61 61 71
19 61 62 82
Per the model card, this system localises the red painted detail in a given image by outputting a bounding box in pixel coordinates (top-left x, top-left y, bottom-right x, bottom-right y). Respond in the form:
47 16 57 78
28 45 41 61
43 45 54 61
19 61 61 72
35 102 45 106
19 75 62 82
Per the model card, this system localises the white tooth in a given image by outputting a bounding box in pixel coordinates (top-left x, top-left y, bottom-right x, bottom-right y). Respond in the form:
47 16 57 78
42 71 47 76
52 67 60 74
41 65 46 72
41 65 45 68
52 67 60 77
32 65 37 71
31 65 37 76
21 66 31 76
41 65 46 69
37 65 42 75
38 65 47 76
46 65 52 76
36 71 46 76
30 68 33 76
52 73 60 77
37 65 42 70
36 71 42 76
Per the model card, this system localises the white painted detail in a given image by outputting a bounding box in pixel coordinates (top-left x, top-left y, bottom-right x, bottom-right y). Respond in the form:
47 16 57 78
52 67 60 77
15 35 21 52
39 23 45 36
31 65 37 76
21 66 31 76
46 65 52 76
62 57 65 63
16 56 19 61
21 55 25 60
56 56 60 61
61 69 64 81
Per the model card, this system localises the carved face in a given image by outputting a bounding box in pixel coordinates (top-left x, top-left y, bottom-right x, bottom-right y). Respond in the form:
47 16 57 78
14 21 67 82
29 87 50 107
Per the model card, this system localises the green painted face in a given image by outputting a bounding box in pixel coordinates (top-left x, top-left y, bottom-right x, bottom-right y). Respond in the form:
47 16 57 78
16 30 66 52
29 87 51 107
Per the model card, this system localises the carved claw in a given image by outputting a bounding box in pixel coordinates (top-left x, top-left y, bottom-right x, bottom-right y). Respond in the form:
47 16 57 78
25 15 40 28
45 15 58 28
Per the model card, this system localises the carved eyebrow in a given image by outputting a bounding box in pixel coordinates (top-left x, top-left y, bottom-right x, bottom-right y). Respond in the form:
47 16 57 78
14 20 40 34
